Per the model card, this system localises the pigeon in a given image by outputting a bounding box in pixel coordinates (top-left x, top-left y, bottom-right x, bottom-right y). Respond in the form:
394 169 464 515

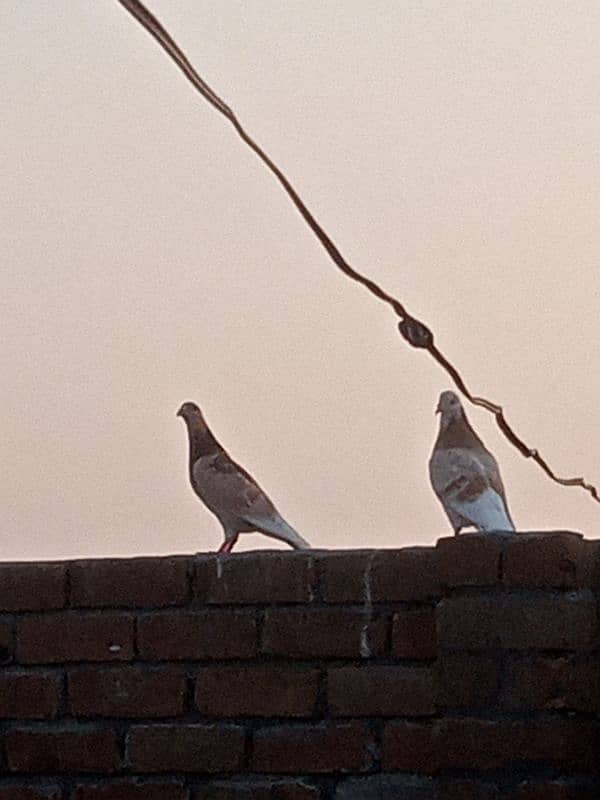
429 390 515 534
177 401 311 553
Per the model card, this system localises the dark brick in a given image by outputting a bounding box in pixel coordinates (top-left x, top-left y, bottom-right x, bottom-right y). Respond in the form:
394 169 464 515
384 718 600 773
195 665 319 717
370 548 441 602
252 722 374 773
503 533 583 588
5 728 120 772
17 613 134 664
0 618 13 664
72 782 189 800
137 610 257 661
316 550 377 603
194 552 315 604
508 782 600 800
69 557 191 608
335 775 436 800
579 539 600 589
437 653 500 709
436 534 503 588
127 724 244 772
382 721 435 772
442 780 500 800
501 655 600 712
328 665 436 716
68 666 186 717
436 592 597 650
391 607 437 659
0 563 66 611
192 782 320 799
0 788 62 800
262 608 387 658
0 671 61 718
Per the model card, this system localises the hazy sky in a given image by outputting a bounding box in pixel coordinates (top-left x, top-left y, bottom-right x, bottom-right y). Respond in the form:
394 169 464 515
3 1 600 560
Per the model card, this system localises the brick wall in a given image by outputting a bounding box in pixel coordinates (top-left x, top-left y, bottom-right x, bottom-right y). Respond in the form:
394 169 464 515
0 532 598 799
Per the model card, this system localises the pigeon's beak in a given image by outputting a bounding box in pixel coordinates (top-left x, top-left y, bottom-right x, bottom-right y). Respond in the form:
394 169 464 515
435 403 441 415
176 406 183 418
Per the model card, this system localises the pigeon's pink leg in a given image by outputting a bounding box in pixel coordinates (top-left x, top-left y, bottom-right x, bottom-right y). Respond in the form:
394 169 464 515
218 535 239 554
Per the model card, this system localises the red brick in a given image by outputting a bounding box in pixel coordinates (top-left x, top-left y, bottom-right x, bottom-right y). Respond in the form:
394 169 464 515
503 532 582 588
370 548 441 602
195 665 319 717
17 613 134 664
68 557 191 608
194 552 315 604
252 722 374 773
436 534 503 587
0 672 61 718
192 782 320 800
262 608 388 658
436 592 597 650
68 666 186 717
328 665 435 716
5 728 120 772
137 610 257 661
0 788 62 800
316 550 377 603
0 618 13 664
436 653 500 708
127 724 244 772
501 655 600 712
0 563 66 611
72 782 189 800
391 607 437 659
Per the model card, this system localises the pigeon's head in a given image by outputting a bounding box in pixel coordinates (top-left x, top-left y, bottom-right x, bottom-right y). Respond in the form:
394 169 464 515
436 390 464 426
176 401 207 429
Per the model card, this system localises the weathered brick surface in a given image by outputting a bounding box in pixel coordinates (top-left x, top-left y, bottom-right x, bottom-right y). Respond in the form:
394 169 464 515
252 722 374 773
437 592 597 650
437 653 500 709
335 775 435 800
437 534 503 588
195 665 319 717
72 782 189 800
127 724 245 772
328 665 436 716
501 655 600 712
192 782 320 799
0 672 61 719
0 618 14 664
195 552 315 604
0 788 63 800
503 532 582 588
69 557 191 608
0 563 66 612
1 536 599 796
262 608 387 658
17 613 134 664
5 728 120 772
137 610 257 660
391 607 437 659
68 666 186 717
370 548 441 601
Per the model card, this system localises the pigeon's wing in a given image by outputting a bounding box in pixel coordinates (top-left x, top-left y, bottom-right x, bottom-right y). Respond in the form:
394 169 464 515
192 452 310 548
430 447 514 532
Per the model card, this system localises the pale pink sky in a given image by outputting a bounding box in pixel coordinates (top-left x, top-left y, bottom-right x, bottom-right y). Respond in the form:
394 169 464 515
3 1 600 559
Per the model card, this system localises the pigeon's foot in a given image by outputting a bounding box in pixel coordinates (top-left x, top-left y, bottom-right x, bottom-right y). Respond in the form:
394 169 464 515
218 535 239 554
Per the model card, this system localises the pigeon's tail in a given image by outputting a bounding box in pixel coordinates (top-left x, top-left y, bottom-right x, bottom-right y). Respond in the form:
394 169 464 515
246 512 311 550
455 487 516 533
